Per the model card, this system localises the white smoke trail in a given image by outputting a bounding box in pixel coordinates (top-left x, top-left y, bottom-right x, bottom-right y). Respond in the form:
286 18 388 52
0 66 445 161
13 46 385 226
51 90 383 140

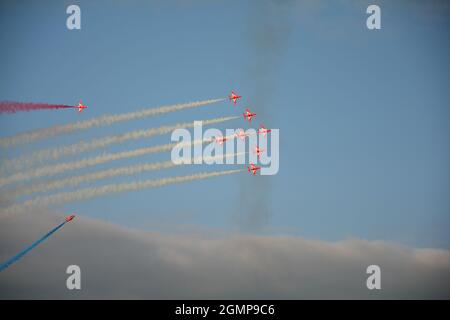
11 153 245 197
0 140 203 187
1 169 243 216
3 116 239 171
0 127 250 188
0 98 226 147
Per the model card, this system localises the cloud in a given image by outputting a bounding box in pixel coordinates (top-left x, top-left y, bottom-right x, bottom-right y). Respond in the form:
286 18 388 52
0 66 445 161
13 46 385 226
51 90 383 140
0 211 449 299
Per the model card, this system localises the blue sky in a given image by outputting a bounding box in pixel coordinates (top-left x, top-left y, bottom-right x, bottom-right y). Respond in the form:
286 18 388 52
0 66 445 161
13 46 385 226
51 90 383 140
1 0 449 249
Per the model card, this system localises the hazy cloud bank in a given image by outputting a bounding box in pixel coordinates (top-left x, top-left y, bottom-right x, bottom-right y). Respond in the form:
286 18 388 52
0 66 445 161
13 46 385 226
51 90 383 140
0 211 449 299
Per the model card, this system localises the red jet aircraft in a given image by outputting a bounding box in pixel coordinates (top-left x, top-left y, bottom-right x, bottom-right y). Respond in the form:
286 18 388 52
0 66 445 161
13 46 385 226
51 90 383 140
77 100 88 112
235 128 249 140
213 135 228 145
247 163 261 176
65 214 76 222
228 91 242 105
243 108 256 123
258 124 272 137
253 145 264 159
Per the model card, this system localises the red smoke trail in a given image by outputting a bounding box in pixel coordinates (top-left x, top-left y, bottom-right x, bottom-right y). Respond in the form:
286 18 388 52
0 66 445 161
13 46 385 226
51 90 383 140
0 101 75 113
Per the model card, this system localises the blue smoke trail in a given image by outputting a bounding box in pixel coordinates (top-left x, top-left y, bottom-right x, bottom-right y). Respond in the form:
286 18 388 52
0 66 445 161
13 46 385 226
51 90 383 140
0 220 67 272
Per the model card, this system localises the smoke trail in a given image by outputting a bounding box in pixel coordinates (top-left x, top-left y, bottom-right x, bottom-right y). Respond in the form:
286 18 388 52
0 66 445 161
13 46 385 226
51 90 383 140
0 101 76 114
0 140 203 187
0 130 251 188
0 220 68 272
1 169 243 216
234 1 293 231
11 153 245 197
0 98 225 147
3 115 239 171
0 129 252 188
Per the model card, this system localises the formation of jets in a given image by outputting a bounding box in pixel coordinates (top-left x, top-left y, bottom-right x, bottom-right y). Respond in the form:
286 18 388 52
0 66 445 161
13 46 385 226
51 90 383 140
228 91 273 176
75 92 269 176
